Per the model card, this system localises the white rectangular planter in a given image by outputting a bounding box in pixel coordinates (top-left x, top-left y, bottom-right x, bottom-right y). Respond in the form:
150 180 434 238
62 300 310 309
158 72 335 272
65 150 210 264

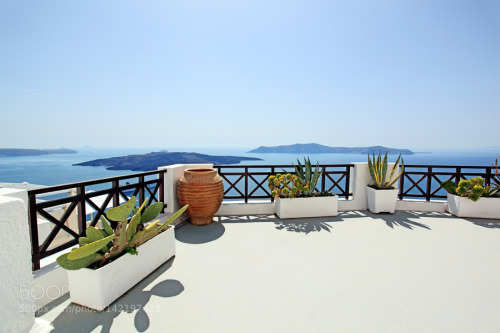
67 226 176 311
366 186 398 213
275 196 338 219
447 193 500 219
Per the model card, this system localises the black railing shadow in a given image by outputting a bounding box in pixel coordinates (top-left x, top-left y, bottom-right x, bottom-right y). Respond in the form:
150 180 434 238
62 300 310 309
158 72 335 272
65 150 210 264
48 257 183 333
175 220 225 244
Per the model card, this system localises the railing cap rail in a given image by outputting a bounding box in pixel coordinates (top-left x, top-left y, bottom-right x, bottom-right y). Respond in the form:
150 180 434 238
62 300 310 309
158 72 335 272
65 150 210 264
215 164 355 168
28 169 166 195
404 165 493 169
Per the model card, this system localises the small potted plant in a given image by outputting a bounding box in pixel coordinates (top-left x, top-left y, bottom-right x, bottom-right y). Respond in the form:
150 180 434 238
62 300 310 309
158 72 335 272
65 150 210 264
269 157 338 219
366 151 404 213
441 162 500 218
56 196 188 311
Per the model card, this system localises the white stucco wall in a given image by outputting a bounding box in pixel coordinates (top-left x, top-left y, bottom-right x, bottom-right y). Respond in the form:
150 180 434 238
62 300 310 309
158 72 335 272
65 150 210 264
0 188 28 207
0 195 35 333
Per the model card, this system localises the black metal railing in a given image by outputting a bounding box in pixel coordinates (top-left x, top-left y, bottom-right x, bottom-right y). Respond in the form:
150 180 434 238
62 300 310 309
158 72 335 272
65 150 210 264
214 164 354 202
28 170 166 270
399 165 494 201
26 163 496 270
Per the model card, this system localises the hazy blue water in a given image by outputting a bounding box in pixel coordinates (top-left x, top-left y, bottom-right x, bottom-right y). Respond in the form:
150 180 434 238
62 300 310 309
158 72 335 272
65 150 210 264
0 147 498 187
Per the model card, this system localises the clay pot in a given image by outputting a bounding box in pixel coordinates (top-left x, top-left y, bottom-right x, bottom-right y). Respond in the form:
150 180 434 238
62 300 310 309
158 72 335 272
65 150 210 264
177 168 224 225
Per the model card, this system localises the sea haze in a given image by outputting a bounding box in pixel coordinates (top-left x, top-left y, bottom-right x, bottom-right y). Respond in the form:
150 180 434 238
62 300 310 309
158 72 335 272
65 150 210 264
0 147 498 186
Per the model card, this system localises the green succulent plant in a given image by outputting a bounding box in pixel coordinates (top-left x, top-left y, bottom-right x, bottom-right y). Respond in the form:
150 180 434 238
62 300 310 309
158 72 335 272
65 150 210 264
293 157 322 196
57 197 188 270
268 157 326 198
368 151 404 189
441 177 491 202
269 173 297 198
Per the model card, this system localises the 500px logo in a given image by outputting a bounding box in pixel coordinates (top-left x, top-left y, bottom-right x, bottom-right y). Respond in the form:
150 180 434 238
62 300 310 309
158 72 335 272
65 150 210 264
19 284 75 300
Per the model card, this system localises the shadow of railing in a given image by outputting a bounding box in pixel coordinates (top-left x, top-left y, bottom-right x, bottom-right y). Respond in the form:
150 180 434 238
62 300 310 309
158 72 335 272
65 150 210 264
47 257 183 333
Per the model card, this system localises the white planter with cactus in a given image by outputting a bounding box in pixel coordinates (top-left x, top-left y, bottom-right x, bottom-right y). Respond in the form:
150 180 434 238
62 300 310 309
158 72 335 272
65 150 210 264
276 196 338 219
57 197 188 311
446 193 500 219
441 174 500 219
67 226 175 311
269 158 338 219
366 151 404 214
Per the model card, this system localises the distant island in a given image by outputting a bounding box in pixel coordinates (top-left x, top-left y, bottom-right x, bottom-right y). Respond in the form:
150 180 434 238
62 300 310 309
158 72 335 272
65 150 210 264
0 148 77 157
247 143 414 155
74 152 263 171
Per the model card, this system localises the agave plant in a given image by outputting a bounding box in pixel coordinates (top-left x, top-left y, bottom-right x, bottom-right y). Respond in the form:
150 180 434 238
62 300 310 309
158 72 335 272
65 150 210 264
293 157 322 196
57 197 188 270
368 151 404 189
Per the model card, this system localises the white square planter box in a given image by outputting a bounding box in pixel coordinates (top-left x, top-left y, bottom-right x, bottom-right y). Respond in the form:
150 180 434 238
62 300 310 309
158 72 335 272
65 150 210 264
67 226 176 311
366 186 398 213
275 196 338 219
447 193 500 219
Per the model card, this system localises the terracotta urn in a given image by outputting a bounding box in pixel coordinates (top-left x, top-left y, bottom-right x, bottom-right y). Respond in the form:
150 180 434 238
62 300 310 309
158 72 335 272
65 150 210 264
177 168 224 225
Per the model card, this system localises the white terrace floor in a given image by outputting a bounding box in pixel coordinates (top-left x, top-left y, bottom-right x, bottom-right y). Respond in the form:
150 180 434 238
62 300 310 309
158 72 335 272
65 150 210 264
36 211 500 333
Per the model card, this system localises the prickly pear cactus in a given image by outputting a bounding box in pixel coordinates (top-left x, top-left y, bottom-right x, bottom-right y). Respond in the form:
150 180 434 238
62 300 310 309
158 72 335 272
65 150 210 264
56 196 188 270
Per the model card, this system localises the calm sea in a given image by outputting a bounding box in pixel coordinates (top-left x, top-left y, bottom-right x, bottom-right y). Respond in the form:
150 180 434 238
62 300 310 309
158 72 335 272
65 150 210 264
0 147 498 187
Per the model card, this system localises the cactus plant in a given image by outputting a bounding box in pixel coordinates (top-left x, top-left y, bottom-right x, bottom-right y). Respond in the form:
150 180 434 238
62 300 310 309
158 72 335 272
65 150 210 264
268 157 325 198
441 177 492 202
368 151 404 189
57 197 188 270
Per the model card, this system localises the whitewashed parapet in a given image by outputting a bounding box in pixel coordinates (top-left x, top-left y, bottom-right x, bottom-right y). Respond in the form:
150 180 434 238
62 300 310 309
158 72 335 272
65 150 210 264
0 195 35 333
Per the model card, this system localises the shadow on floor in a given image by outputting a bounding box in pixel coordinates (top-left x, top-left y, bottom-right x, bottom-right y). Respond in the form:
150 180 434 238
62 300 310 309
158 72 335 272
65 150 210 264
377 211 432 230
216 210 500 233
467 218 500 229
274 219 333 234
175 220 225 244
46 257 183 333
217 214 339 234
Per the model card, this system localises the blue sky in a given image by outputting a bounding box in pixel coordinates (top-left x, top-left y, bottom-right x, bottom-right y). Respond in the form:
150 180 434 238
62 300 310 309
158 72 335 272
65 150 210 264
1 0 499 150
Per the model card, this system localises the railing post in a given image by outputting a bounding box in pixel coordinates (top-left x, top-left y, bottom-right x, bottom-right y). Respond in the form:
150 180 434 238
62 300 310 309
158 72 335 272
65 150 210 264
159 171 165 212
113 180 119 207
270 167 275 203
321 166 326 193
345 165 351 199
485 167 492 186
399 167 405 200
76 185 86 235
455 167 462 183
28 192 40 271
426 167 432 201
138 175 145 205
244 167 249 203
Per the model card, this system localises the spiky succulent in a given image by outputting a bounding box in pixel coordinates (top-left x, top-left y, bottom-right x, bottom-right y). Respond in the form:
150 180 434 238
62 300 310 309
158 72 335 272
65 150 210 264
368 151 404 189
441 177 491 202
57 197 188 270
293 157 322 196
